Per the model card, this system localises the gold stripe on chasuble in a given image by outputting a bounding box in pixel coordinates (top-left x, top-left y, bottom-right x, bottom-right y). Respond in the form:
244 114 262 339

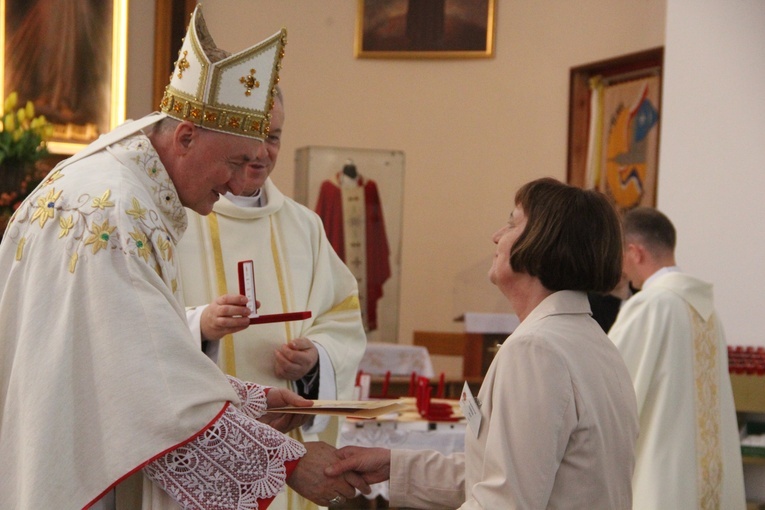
270 217 316 510
692 312 722 510
269 216 294 341
207 212 236 376
329 294 361 314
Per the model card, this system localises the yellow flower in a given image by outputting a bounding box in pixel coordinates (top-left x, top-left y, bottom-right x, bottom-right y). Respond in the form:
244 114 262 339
16 108 26 123
30 188 63 228
129 229 151 262
25 101 34 120
4 91 17 114
4 112 15 131
84 219 117 254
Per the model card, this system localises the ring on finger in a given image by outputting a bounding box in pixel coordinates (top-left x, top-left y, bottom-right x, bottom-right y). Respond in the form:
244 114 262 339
328 495 345 505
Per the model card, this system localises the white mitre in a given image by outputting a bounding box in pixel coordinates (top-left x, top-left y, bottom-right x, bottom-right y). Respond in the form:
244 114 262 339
159 4 286 140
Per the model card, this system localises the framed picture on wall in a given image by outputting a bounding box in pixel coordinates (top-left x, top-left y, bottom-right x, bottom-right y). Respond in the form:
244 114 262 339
1 0 128 154
567 48 664 211
355 0 496 59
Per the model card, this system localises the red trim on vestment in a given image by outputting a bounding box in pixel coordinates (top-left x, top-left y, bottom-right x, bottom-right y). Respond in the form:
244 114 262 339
259 458 301 510
82 402 231 509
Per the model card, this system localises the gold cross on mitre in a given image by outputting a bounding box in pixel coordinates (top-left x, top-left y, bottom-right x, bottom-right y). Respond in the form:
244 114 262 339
239 69 260 96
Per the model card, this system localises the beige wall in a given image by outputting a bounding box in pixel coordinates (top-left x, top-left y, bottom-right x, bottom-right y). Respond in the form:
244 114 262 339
130 0 666 344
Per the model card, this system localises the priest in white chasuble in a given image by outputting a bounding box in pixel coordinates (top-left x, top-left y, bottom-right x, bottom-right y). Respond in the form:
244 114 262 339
609 207 746 510
0 6 366 510
177 87 367 510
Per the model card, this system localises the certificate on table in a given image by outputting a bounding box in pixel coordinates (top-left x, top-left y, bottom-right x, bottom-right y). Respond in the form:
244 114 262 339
268 399 408 419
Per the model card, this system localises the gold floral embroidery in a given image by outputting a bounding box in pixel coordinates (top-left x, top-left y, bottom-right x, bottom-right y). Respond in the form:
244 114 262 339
84 219 116 254
30 188 63 228
129 229 151 262
14 135 183 293
157 236 173 262
59 215 74 238
692 312 722 509
15 237 25 261
92 190 115 210
126 197 147 220
42 169 63 186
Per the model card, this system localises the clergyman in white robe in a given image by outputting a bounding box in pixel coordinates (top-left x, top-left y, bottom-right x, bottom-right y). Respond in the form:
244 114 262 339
0 126 305 509
177 177 367 510
609 270 746 510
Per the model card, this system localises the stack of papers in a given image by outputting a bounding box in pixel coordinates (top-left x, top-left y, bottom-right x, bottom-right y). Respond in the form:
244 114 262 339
268 399 409 419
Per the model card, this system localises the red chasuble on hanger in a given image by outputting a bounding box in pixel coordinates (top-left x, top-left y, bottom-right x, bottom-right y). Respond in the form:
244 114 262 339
315 172 391 332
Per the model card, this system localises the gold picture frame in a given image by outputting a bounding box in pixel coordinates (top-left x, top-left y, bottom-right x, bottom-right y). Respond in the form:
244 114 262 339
355 0 496 59
0 0 128 155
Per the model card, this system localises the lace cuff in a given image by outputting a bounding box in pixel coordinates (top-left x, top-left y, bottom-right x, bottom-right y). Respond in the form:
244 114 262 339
226 375 269 419
145 404 306 509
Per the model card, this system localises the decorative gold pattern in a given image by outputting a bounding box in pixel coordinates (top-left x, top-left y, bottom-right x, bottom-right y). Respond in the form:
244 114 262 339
92 190 115 210
177 51 190 78
30 188 63 229
15 237 25 261
7 134 186 292
161 91 276 138
159 4 287 141
692 311 722 509
58 215 74 238
328 295 361 314
239 69 260 96
84 220 117 254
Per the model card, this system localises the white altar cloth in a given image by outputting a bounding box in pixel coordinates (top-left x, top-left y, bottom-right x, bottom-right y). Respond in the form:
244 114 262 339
358 342 435 378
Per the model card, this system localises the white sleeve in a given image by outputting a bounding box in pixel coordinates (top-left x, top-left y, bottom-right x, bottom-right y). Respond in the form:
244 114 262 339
186 304 220 362
301 342 335 434
185 304 205 343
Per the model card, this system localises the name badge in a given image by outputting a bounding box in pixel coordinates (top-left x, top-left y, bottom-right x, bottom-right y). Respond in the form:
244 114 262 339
459 381 482 438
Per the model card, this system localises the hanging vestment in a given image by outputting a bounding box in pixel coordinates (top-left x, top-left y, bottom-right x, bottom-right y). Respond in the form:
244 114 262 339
315 175 390 331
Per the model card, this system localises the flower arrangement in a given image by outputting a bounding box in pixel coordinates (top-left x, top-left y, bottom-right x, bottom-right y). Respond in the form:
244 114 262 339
0 91 54 235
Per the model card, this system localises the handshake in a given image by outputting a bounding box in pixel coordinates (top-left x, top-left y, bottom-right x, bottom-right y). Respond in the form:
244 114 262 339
286 442 391 507
263 387 392 506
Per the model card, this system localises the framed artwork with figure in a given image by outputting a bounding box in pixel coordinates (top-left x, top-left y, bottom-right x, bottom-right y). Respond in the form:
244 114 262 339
567 48 664 211
355 0 496 59
0 0 127 154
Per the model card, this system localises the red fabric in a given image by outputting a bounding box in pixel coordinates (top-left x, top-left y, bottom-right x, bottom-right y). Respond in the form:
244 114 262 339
259 458 301 509
315 178 391 330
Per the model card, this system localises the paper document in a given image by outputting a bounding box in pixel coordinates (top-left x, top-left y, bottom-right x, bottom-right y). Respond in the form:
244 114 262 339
267 399 408 419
